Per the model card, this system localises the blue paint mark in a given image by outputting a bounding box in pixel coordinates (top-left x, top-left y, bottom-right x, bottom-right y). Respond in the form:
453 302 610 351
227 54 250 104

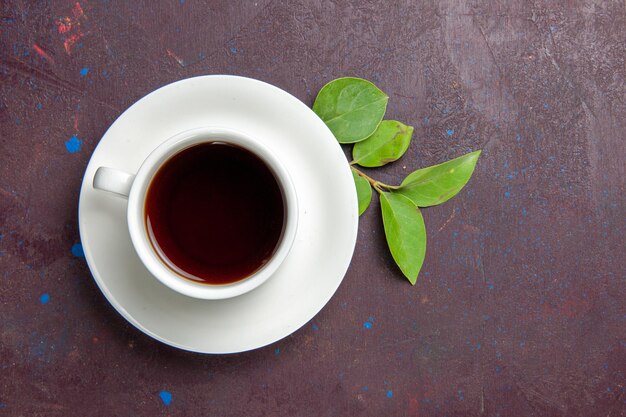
503 163 509 168
602 363 609 370
36 103 42 109
230 46 238 54
496 351 502 358
159 391 172 406
506 174 514 180
516 132 521 142
0 403 5 408
488 283 494 290
549 25 557 33
362 386 369 391
386 389 393 398
71 243 84 257
39 294 50 304
180 0 185 3
65 135 82 153
504 191 511 198
457 390 465 401
521 207 528 216
15 117 21 125
363 321 373 329
311 324 319 331
543 102 550 109
446 129 454 136
495 365 503 373
519 341 526 348
422 117 429 125
274 348 280 355
79 67 89 77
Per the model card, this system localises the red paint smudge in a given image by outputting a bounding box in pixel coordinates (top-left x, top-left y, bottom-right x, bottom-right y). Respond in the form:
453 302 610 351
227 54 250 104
57 18 73 34
166 48 185 67
32 43 55 65
408 397 420 416
63 32 84 54
72 2 85 19
73 113 79 132
57 2 87 54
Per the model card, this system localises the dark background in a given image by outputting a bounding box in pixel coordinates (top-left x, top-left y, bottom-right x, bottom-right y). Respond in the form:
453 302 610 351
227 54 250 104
1 1 625 416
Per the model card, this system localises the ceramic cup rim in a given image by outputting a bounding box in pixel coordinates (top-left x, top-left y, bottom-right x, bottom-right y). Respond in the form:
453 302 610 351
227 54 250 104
126 126 298 300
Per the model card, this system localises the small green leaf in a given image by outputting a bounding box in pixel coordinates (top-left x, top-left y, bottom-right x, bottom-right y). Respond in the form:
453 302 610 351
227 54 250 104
352 120 414 167
312 77 388 143
379 192 426 285
394 150 481 207
352 168 372 216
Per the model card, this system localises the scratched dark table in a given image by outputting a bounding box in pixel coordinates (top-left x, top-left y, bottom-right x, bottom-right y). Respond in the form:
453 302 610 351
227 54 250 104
1 1 625 416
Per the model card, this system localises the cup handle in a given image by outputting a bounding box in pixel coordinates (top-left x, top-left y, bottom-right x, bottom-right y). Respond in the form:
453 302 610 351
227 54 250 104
93 167 136 198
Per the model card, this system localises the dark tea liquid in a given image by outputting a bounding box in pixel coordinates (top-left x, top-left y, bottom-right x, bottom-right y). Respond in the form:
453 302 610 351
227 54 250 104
145 142 285 284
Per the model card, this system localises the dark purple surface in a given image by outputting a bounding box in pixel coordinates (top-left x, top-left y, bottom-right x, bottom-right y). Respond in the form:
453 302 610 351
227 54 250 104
1 1 625 416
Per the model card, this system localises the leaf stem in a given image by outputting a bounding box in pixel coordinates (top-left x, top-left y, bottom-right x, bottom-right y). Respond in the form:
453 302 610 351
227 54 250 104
352 167 395 194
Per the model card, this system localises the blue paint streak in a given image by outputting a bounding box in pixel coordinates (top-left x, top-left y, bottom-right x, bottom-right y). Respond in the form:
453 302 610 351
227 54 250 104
159 391 172 406
386 389 393 398
65 135 82 153
274 348 280 355
79 67 89 77
543 102 550 109
36 103 42 109
311 324 319 331
363 321 373 329
230 46 238 54
362 386 369 391
457 390 465 401
71 243 84 257
39 294 50 304
446 129 454 136
504 191 511 198
495 365 503 373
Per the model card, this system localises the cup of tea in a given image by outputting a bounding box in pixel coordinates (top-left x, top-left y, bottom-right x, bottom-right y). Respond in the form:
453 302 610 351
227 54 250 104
92 127 298 299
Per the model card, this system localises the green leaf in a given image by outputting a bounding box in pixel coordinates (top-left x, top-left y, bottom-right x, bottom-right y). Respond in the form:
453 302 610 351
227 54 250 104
352 120 414 167
352 168 372 216
393 150 481 207
379 192 426 284
312 77 388 143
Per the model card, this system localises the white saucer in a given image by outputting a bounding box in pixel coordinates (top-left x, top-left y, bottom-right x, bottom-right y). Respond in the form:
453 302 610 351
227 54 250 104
78 75 358 353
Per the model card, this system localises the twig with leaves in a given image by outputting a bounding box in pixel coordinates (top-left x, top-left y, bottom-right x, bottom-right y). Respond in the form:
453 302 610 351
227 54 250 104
313 77 481 284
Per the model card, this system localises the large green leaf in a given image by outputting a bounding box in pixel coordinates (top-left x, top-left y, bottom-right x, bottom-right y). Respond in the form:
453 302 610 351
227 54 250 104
312 77 388 143
393 150 481 207
352 120 413 167
352 168 372 216
379 192 426 285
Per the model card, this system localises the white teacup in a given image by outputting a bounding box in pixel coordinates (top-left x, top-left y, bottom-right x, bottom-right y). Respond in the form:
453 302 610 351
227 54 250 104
93 127 298 300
